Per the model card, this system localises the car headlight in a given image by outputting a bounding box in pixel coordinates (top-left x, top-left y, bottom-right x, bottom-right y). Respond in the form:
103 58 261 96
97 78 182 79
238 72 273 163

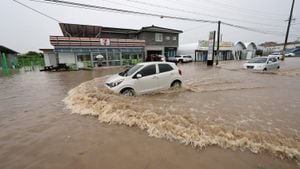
107 79 124 88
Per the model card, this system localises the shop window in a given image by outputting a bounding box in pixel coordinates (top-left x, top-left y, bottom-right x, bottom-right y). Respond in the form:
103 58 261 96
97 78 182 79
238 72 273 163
113 52 121 60
131 53 138 60
108 61 121 66
155 33 163 42
122 52 130 60
77 54 90 61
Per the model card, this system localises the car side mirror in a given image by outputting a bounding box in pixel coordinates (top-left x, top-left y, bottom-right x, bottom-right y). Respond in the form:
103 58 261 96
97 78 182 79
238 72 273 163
136 74 142 79
267 61 270 64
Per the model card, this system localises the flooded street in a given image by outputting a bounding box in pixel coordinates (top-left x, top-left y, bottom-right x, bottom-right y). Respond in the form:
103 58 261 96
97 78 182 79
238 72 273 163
1 58 300 169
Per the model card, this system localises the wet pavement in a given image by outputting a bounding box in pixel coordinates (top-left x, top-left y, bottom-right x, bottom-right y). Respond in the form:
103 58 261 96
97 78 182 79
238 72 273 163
1 58 300 169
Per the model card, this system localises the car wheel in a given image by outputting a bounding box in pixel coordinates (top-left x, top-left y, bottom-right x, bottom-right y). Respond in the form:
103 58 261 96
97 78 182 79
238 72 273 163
171 81 182 89
277 66 280 69
263 68 267 71
121 88 135 96
179 59 183 63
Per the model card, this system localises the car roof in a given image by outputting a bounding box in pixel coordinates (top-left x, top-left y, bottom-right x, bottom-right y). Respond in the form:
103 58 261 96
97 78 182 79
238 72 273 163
253 56 268 59
137 61 175 66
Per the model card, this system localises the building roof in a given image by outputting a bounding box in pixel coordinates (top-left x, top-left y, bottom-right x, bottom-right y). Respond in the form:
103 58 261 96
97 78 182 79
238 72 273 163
244 42 257 50
259 41 300 47
140 25 183 33
234 41 246 49
60 23 138 37
0 45 18 54
59 23 183 37
39 48 54 52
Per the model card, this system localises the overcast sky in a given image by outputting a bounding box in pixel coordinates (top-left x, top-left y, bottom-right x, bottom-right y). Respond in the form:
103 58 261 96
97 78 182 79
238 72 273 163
1 0 299 53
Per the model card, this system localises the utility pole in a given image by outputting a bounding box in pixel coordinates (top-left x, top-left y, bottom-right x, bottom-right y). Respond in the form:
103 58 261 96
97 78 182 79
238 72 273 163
282 0 295 61
216 21 221 65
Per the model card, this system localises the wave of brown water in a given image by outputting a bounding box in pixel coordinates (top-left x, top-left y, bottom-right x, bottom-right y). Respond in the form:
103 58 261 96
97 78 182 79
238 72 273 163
63 76 300 163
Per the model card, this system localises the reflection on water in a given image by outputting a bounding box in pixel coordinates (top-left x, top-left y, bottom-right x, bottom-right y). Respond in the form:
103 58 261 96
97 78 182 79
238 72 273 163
1 58 300 168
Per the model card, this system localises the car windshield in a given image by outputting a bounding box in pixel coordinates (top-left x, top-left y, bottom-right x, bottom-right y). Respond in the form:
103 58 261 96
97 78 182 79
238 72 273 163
175 56 181 58
119 65 143 77
248 58 268 63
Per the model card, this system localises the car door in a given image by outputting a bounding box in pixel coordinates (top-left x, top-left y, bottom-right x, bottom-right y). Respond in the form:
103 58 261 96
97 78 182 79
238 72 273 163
270 58 277 70
266 58 273 70
134 64 158 94
157 63 175 89
272 57 279 69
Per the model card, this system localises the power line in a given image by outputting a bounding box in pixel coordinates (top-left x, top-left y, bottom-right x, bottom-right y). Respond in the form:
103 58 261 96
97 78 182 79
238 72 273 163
12 0 61 22
29 0 217 23
191 0 285 17
91 0 174 17
120 0 286 28
183 23 215 32
18 0 290 37
165 0 286 22
222 22 289 37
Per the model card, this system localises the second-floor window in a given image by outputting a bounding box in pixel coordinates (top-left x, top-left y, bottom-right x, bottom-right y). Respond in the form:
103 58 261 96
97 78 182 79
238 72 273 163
173 36 177 41
155 33 163 42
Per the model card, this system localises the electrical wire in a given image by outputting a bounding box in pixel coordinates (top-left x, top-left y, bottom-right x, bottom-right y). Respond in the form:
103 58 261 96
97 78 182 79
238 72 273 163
94 0 175 17
120 0 286 28
12 0 61 22
159 0 287 22
184 0 286 17
29 0 218 23
14 0 294 37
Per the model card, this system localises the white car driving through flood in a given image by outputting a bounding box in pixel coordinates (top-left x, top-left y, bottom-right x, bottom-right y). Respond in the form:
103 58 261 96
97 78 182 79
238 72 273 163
243 56 280 71
105 62 183 96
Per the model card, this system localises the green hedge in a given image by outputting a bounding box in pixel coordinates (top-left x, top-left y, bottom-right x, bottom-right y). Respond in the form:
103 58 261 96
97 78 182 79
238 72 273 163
17 57 45 68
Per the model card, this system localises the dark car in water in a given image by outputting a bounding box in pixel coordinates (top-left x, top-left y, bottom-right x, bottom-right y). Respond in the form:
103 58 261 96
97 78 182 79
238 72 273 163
291 48 300 57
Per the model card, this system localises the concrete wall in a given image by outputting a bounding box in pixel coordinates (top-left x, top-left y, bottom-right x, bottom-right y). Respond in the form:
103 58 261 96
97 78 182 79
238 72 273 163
101 32 130 39
138 32 179 46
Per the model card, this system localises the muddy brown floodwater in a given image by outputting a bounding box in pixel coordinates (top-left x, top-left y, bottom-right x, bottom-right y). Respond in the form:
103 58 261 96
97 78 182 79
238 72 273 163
1 58 300 169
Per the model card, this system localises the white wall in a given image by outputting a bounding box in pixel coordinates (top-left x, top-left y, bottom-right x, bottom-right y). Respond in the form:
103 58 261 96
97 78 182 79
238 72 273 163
58 53 76 64
44 52 57 66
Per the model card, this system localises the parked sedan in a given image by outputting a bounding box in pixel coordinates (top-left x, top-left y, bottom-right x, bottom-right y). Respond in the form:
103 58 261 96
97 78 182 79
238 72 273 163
268 52 294 60
291 49 300 57
168 55 193 63
243 56 280 71
105 62 183 96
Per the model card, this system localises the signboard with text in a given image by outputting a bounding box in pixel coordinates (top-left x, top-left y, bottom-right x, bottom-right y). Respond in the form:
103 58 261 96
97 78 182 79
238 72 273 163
207 31 215 66
100 38 110 46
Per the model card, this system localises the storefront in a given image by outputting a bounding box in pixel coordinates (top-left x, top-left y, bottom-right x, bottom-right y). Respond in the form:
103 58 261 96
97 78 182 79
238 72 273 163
194 40 234 62
54 47 144 69
45 23 182 69
50 35 145 69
